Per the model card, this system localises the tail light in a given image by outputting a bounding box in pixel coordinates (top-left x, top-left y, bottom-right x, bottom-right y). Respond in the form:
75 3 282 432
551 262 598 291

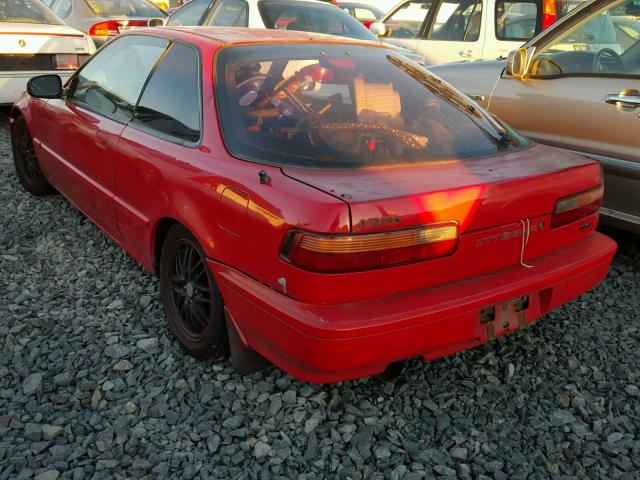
89 21 120 36
78 54 91 66
53 54 79 69
89 19 151 37
551 185 603 228
118 19 151 27
281 223 459 273
542 0 558 29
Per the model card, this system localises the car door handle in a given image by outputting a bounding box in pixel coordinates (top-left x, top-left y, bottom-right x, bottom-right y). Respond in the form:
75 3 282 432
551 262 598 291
458 49 474 58
96 131 108 149
605 90 640 109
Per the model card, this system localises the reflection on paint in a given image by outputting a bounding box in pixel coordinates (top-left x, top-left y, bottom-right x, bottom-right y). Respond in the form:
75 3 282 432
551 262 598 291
212 182 285 228
418 185 484 233
248 201 284 227
223 188 248 207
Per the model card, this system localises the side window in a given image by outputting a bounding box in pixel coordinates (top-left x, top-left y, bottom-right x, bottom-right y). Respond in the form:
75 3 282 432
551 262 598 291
52 0 72 18
205 0 248 26
428 0 483 41
42 0 54 7
132 43 201 143
354 7 377 21
531 0 640 77
385 0 434 38
166 0 210 26
68 35 168 122
495 1 538 40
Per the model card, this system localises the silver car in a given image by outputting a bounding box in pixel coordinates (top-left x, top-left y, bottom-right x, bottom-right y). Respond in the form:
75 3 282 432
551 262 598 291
430 0 640 233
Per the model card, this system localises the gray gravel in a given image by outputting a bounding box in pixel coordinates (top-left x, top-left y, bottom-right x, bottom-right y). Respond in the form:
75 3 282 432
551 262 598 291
1 112 640 479
0 110 11 164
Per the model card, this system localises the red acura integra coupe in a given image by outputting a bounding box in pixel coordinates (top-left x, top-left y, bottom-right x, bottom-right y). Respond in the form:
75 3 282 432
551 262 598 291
12 27 616 382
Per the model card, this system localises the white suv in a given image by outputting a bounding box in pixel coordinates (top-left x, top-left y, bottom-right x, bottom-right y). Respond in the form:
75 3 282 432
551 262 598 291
375 0 584 65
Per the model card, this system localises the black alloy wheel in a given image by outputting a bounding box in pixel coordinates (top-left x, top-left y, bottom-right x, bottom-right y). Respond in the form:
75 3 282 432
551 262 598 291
11 116 56 196
160 224 228 360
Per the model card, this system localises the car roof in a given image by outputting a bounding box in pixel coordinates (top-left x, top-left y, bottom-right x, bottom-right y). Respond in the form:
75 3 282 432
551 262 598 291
145 26 380 47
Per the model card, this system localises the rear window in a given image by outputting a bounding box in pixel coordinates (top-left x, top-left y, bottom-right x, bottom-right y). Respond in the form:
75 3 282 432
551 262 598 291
52 0 72 18
166 0 210 25
0 0 65 24
215 44 528 169
204 0 247 26
84 0 165 17
258 0 377 41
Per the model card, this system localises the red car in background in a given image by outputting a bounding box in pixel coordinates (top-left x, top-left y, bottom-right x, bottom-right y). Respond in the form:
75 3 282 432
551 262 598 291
12 28 615 382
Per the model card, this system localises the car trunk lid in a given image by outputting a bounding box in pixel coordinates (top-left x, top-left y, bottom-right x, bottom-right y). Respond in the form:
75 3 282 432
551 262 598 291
282 144 599 234
281 144 603 297
0 24 89 54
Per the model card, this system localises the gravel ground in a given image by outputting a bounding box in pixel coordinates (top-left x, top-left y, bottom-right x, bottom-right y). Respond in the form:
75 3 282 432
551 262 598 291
1 113 640 480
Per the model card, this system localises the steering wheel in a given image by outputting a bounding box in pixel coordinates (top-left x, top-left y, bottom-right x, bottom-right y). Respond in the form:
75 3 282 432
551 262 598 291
256 72 342 117
236 74 270 106
592 48 625 74
256 74 304 109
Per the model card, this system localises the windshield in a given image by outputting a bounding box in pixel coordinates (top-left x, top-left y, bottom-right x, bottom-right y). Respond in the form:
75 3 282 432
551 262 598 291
215 44 528 169
0 0 64 24
258 0 378 41
84 0 165 17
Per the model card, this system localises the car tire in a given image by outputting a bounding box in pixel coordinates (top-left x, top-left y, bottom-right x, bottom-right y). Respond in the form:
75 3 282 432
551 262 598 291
11 116 56 196
159 224 228 360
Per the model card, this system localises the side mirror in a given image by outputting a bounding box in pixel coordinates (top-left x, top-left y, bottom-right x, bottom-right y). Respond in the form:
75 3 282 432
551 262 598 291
369 21 386 36
148 17 165 27
27 74 62 99
506 47 530 78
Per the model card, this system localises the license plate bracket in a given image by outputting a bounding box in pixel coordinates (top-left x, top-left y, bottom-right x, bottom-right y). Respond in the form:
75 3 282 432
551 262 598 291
482 295 529 340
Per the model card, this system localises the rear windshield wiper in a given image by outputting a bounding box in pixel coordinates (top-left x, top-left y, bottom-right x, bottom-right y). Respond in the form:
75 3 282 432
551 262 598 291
465 103 513 146
387 55 514 147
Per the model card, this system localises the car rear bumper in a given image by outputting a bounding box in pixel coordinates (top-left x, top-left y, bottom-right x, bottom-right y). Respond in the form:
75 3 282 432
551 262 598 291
0 71 73 105
210 232 616 383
